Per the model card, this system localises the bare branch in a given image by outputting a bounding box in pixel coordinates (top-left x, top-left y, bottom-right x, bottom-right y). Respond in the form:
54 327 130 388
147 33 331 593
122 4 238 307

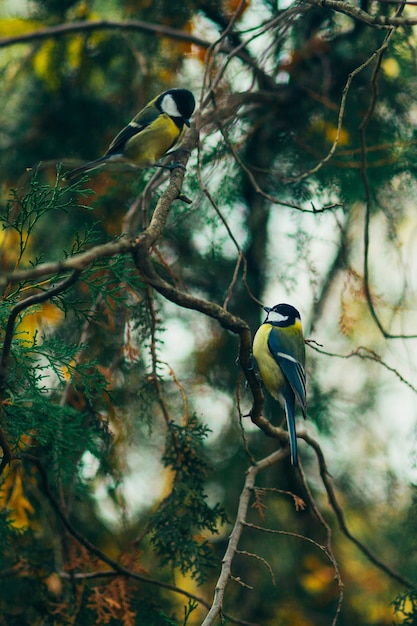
0 19 210 51
303 0 417 27
308 343 417 394
300 432 415 589
201 449 286 626
236 549 276 586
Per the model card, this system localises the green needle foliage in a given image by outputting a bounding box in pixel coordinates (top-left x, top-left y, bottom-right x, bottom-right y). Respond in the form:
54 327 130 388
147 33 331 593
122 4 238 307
1 0 417 624
152 416 228 584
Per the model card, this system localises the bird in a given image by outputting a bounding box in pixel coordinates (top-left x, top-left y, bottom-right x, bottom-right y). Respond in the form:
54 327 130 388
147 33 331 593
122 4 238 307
252 303 307 466
64 88 196 180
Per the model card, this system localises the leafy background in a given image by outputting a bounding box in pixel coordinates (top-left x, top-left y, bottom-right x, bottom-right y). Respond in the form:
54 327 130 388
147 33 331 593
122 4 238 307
0 0 417 624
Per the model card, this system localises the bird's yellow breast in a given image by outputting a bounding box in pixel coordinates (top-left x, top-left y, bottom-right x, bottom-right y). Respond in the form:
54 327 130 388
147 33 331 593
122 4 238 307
252 323 285 401
124 114 183 167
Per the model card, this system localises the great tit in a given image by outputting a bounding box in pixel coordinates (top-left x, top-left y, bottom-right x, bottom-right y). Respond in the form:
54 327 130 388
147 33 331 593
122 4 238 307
252 303 307 466
65 88 195 180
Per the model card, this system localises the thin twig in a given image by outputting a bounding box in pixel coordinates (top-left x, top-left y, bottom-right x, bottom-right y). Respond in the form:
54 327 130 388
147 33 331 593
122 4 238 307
300 432 415 589
236 549 276 586
309 343 417 394
297 460 344 625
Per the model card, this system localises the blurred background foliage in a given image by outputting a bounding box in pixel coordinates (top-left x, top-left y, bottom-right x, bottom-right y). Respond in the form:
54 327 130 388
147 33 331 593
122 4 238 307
0 0 417 624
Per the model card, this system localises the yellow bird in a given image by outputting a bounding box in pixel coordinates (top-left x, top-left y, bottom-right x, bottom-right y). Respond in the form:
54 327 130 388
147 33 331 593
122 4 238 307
253 303 307 466
65 88 195 180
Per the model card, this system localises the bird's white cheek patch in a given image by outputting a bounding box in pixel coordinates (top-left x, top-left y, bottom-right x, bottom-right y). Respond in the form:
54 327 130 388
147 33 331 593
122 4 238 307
268 311 289 324
161 94 181 118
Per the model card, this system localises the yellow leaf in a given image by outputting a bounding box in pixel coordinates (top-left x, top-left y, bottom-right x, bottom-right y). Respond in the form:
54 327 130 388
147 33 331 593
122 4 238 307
67 34 85 71
382 57 400 78
301 555 335 595
310 119 350 146
0 465 35 530
0 228 23 269
0 17 42 37
16 301 64 344
32 40 60 91
62 358 77 381
325 123 350 145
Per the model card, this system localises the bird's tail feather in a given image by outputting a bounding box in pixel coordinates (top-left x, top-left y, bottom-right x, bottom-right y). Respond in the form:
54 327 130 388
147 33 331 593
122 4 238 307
284 395 298 466
64 156 108 181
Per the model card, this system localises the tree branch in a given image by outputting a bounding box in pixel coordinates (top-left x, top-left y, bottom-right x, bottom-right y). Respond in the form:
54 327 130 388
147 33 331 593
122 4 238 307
303 0 417 27
201 449 287 626
0 19 210 50
300 431 416 589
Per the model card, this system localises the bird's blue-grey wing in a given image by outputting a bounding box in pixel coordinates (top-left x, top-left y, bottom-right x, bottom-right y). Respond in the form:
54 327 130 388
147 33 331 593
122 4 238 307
267 329 307 418
105 103 159 156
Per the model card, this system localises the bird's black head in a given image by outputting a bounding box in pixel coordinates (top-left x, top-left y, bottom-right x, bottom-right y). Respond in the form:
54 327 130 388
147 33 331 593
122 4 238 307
263 303 301 327
158 89 195 127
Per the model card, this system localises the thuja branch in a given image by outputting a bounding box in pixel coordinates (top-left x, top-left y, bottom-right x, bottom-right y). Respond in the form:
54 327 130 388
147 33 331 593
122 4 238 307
0 271 81 381
2 120 196 289
19 456 256 626
0 127 194 474
0 271 81 471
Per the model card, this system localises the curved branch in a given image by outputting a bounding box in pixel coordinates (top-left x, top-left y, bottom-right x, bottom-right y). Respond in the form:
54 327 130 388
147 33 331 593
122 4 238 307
0 19 209 50
0 238 135 286
0 15 276 85
300 431 415 589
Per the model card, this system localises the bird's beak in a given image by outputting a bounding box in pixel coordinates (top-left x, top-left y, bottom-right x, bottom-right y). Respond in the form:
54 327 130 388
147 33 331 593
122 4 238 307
184 118 191 127
263 306 271 313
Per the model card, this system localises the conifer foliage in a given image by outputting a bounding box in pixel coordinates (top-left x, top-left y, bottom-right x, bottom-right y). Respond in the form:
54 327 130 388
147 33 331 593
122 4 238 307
1 0 417 624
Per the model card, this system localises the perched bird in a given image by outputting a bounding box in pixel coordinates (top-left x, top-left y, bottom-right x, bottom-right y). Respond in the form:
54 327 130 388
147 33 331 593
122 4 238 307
65 88 195 180
252 303 307 466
